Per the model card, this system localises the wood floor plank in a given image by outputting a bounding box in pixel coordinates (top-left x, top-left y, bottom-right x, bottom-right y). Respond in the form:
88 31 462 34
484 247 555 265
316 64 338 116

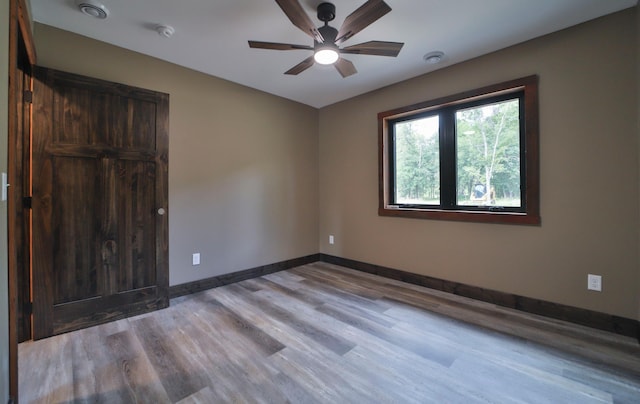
279 274 397 326
450 354 612 403
269 346 401 403
210 284 352 362
297 276 392 314
191 294 286 356
343 341 499 403
292 264 389 302
253 274 399 329
20 262 640 403
225 283 356 356
269 371 325 404
387 307 571 376
19 334 73 403
173 311 275 402
562 367 640 403
175 387 219 404
130 316 208 402
175 295 292 403
212 280 408 404
69 331 96 401
104 330 172 402
316 302 457 367
69 323 133 402
243 277 326 307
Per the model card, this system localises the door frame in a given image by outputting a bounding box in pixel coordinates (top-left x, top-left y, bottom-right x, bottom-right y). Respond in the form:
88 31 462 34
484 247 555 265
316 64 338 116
8 0 36 399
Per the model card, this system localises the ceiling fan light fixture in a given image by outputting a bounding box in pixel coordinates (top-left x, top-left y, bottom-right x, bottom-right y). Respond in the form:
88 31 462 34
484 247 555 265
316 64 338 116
76 0 109 19
314 47 339 65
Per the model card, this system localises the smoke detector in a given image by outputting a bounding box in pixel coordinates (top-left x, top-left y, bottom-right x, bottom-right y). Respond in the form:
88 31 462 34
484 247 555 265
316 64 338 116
423 51 444 64
76 0 109 19
156 25 175 38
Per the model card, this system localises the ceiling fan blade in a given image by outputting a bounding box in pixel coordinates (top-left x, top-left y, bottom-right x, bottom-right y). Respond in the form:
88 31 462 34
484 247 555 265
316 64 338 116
275 0 324 43
248 41 313 51
334 57 357 78
341 41 404 57
336 0 391 44
285 56 315 75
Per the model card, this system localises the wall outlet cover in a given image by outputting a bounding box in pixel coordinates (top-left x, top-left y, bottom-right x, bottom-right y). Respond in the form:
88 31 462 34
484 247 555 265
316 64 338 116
587 274 602 291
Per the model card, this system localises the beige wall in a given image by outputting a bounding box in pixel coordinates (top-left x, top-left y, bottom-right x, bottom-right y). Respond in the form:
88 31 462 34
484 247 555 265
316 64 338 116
1 0 10 400
33 24 319 286
319 9 639 320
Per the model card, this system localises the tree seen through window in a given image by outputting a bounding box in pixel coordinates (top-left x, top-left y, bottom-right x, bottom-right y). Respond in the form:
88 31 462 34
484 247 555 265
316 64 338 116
456 99 520 207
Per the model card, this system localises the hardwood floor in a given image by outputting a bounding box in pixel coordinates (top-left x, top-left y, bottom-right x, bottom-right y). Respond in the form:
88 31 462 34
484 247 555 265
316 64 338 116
19 262 640 403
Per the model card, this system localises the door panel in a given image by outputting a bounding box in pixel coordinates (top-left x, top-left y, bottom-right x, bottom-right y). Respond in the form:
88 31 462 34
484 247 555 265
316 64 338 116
32 66 169 339
54 86 108 145
118 97 157 150
52 156 99 305
116 160 157 292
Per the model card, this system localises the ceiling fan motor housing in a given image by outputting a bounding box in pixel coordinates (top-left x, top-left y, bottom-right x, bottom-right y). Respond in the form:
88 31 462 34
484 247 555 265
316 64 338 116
317 2 336 23
317 25 338 45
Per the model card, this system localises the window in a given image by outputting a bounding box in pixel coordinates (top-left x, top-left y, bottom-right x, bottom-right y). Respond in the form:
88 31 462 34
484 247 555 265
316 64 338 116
378 76 540 225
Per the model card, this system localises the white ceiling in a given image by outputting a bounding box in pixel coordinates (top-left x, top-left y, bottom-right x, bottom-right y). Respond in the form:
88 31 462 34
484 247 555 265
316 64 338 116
30 0 637 108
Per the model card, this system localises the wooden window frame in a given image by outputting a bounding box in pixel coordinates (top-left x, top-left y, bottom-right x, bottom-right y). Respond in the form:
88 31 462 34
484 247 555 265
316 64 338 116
378 75 540 225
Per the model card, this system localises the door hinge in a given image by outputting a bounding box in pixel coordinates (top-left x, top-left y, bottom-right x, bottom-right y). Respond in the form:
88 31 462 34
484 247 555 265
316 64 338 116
24 89 33 104
23 196 32 209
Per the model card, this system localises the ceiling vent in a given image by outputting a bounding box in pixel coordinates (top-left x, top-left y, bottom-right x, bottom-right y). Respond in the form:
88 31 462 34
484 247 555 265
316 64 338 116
76 0 109 19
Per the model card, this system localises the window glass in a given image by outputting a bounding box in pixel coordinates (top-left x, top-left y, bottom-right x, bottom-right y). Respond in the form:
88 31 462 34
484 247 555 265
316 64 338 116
394 115 440 205
456 98 521 208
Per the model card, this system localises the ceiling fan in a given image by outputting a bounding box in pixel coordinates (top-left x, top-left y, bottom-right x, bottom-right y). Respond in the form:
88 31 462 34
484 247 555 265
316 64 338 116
249 0 404 78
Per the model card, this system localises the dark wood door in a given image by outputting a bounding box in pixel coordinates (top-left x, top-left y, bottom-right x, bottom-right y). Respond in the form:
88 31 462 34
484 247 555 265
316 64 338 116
31 66 169 339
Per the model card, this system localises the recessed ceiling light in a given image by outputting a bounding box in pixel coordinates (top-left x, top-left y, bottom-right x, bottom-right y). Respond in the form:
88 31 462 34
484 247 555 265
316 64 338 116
76 0 109 19
423 51 444 64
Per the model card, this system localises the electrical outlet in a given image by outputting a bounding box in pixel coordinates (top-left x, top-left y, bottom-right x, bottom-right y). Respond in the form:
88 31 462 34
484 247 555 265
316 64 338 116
587 274 602 291
192 253 200 266
329 235 334 245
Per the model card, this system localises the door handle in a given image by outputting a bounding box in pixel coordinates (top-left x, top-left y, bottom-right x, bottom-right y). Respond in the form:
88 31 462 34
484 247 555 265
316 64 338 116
157 208 166 215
